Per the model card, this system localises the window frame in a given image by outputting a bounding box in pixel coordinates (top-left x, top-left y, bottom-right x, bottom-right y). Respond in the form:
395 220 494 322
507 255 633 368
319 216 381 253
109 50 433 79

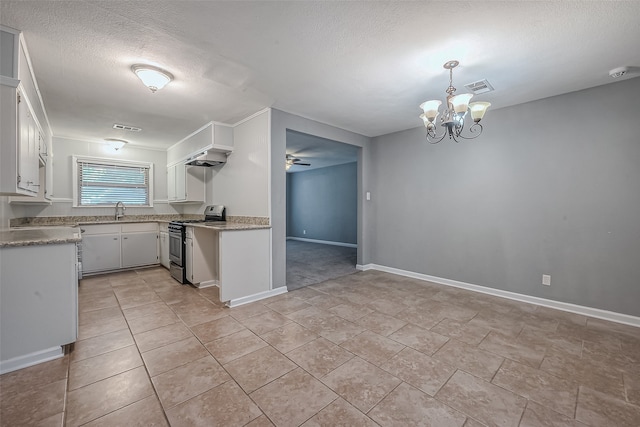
72 155 154 208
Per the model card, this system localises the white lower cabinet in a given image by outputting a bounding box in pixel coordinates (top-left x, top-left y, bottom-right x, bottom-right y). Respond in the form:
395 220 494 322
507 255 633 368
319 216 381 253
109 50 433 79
82 233 121 273
122 232 158 268
185 226 217 286
159 231 170 269
81 223 158 274
1 242 78 373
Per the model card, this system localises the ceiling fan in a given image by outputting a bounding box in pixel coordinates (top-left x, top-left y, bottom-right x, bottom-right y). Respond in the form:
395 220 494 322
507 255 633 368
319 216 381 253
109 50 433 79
286 154 310 170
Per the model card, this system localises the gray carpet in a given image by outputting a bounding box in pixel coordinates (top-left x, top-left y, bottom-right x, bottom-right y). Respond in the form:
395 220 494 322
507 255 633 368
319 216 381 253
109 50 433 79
286 239 358 290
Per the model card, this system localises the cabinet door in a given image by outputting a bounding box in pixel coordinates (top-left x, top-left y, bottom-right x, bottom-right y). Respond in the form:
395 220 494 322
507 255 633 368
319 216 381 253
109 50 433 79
82 234 121 273
17 92 38 193
175 163 187 201
192 228 217 285
185 236 193 283
1 243 78 363
121 232 159 268
184 166 205 203
159 231 170 269
167 164 176 201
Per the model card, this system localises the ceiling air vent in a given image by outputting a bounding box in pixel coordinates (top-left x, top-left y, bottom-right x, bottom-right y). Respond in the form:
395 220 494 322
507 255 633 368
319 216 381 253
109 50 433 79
464 79 494 94
113 123 142 132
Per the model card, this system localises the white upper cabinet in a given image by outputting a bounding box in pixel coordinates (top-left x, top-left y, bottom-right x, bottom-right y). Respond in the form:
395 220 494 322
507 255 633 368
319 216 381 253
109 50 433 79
167 122 233 166
167 162 205 204
0 26 52 197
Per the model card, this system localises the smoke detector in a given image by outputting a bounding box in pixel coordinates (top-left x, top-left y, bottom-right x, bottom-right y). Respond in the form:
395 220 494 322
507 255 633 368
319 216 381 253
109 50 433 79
609 66 629 79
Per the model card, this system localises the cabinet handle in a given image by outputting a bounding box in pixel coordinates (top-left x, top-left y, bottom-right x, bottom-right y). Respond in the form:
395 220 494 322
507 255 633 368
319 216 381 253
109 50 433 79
113 237 118 240
123 237 128 240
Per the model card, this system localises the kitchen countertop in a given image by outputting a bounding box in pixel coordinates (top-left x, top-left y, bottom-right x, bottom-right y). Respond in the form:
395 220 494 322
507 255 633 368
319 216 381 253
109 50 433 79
185 222 271 231
10 214 270 228
0 227 82 248
3 216 271 246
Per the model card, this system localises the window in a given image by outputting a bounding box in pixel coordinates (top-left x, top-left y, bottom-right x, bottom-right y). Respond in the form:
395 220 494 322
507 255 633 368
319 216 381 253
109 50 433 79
73 156 153 207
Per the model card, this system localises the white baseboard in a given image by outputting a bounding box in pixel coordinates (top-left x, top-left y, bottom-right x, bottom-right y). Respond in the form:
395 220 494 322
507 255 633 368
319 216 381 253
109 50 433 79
358 263 640 328
0 346 64 374
287 236 357 248
226 286 288 308
194 279 217 289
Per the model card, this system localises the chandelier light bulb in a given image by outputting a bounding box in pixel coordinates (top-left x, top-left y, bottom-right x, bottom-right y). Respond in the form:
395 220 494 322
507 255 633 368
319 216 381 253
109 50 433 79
420 100 442 121
450 93 474 114
469 102 491 122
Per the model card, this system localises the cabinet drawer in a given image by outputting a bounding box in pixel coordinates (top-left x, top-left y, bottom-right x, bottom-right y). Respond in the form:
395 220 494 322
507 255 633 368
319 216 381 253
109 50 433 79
80 224 120 235
121 222 158 233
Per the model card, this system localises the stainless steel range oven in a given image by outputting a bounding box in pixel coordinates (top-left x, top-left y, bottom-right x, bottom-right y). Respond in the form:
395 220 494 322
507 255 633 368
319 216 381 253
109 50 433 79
168 205 226 284
168 222 187 283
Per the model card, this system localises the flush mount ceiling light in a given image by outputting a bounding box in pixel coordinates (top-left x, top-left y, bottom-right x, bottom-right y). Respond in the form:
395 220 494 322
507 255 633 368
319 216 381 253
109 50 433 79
420 60 491 144
104 138 128 150
131 64 173 93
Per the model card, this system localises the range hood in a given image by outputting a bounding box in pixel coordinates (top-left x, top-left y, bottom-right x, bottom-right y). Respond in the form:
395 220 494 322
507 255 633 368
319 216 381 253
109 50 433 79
185 150 228 167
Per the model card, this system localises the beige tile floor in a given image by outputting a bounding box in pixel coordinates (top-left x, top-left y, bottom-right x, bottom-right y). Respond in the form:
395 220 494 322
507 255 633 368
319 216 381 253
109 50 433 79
2 267 640 426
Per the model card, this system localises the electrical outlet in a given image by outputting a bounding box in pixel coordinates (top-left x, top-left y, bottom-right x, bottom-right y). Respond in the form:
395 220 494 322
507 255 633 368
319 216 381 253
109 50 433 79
303 230 306 235
542 274 551 286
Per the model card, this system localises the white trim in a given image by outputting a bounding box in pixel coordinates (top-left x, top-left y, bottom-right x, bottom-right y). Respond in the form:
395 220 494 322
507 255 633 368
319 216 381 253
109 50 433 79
287 236 357 248
167 118 235 152
360 263 640 328
0 76 19 87
18 32 54 134
232 107 271 128
167 121 213 151
226 286 288 308
0 346 64 374
72 155 154 208
267 108 273 292
52 198 171 204
193 280 217 289
54 136 167 152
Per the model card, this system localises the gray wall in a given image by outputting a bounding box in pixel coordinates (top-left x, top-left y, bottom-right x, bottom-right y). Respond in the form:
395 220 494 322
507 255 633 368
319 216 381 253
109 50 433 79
287 162 357 244
271 109 371 289
369 77 640 316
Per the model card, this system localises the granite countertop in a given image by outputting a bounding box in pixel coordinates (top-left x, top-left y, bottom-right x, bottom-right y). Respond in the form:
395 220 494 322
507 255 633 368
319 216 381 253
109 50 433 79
11 215 270 228
4 216 270 246
0 227 82 248
186 222 271 231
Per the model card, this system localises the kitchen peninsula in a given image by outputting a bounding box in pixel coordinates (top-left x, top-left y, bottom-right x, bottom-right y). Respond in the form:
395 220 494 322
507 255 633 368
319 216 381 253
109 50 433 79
183 221 273 306
0 227 81 373
7 215 276 307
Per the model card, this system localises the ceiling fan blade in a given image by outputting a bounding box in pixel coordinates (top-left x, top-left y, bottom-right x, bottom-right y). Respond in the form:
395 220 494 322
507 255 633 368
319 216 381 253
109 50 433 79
295 162 311 166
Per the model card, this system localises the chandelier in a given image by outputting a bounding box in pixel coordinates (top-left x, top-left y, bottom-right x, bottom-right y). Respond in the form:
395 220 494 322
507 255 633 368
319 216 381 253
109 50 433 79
419 60 491 144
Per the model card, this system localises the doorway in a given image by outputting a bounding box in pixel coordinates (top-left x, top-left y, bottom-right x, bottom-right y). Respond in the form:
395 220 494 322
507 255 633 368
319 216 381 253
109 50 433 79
285 130 359 290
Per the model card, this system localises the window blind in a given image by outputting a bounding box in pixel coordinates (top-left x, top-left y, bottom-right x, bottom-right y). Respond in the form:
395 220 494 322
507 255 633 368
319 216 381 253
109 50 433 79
77 160 150 206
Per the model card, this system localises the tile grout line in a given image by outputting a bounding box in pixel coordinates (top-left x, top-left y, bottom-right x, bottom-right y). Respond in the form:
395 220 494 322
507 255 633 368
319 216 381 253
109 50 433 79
119 287 173 427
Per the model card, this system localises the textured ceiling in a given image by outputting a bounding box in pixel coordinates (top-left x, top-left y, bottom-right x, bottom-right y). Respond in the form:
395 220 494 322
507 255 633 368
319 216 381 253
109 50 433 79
286 130 359 173
1 1 639 150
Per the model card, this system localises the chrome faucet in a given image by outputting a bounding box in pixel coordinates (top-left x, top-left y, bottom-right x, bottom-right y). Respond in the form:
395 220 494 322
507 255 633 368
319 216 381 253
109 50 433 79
115 201 126 220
